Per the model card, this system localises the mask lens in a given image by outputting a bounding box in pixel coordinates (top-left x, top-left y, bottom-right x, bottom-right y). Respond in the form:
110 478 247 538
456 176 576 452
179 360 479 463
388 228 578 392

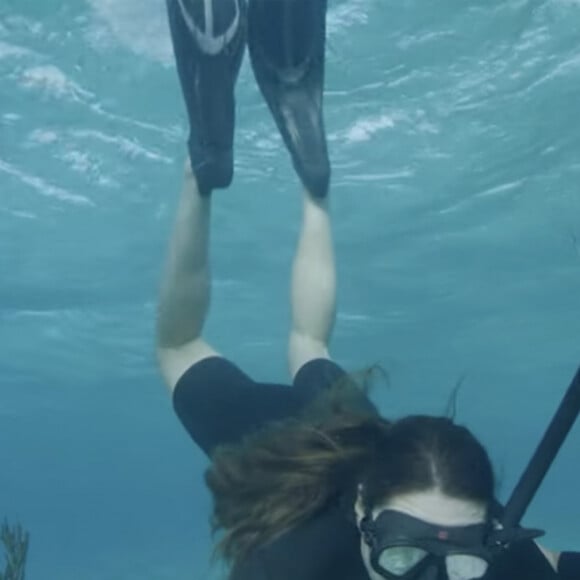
446 554 489 580
378 547 429 576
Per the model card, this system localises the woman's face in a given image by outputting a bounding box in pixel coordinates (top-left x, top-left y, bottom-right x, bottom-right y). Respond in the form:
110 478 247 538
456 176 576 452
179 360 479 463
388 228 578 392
354 488 487 580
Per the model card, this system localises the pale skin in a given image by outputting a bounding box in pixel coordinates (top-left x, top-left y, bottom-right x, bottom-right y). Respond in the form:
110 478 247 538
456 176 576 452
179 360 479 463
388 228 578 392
156 160 333 388
155 160 560 574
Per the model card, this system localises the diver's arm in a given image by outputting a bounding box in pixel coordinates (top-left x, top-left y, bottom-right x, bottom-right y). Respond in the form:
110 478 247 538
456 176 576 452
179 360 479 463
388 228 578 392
535 543 561 573
288 191 336 377
558 550 580 579
156 162 219 392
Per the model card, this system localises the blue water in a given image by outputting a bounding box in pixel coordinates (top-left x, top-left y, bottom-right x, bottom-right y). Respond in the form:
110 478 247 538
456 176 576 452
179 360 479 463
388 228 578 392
1 0 579 578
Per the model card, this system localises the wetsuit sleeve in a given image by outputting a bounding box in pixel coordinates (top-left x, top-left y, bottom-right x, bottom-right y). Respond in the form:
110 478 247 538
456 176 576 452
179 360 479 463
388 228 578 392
489 539 560 579
559 551 580 579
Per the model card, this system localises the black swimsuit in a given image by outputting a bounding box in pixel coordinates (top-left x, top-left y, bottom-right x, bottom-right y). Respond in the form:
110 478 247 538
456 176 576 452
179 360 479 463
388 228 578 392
173 356 566 580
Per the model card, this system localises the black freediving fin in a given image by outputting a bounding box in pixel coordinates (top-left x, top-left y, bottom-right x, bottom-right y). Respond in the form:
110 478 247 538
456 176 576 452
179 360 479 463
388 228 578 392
248 0 330 198
166 0 247 195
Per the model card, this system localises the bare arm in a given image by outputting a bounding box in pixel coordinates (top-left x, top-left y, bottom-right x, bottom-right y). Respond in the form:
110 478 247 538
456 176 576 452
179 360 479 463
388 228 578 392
535 542 560 573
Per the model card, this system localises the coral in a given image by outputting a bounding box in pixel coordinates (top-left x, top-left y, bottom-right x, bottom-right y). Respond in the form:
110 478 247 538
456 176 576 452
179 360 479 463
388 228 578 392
0 521 29 580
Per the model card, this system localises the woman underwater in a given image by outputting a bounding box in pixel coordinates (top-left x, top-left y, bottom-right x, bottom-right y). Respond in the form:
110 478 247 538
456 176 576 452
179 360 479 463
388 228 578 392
155 0 580 578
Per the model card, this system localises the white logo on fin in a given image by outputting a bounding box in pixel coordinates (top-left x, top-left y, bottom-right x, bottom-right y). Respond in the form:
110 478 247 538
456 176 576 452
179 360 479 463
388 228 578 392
176 0 240 56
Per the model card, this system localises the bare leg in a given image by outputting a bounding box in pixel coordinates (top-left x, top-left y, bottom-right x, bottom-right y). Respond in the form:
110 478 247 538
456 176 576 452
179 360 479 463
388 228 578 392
288 190 336 378
157 0 246 391
156 162 219 392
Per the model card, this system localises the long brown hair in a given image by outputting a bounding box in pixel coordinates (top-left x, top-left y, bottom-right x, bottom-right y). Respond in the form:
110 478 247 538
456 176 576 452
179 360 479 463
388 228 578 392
205 369 495 571
204 368 386 566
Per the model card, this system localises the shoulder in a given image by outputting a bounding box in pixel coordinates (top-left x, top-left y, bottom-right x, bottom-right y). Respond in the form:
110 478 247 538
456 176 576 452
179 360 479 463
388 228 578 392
534 542 560 573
